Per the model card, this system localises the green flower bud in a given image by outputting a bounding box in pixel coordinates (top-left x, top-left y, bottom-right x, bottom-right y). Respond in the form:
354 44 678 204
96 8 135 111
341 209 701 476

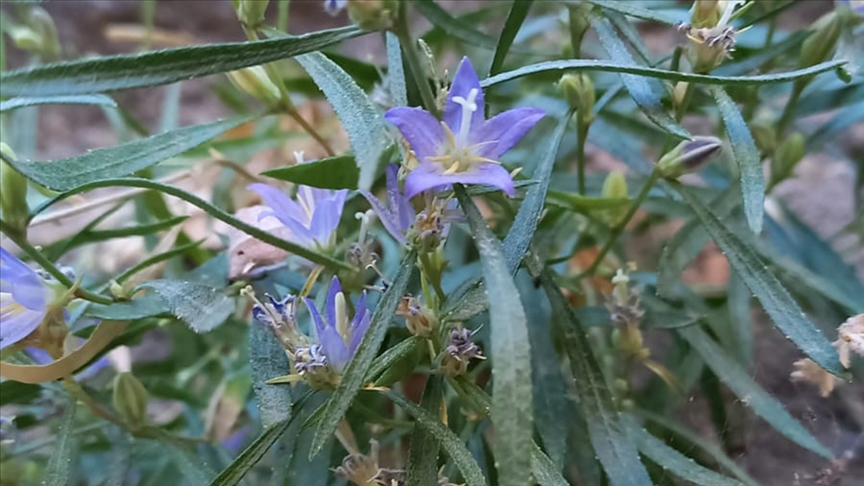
769 132 804 189
27 7 60 61
113 372 149 429
236 0 270 29
0 145 29 238
8 26 42 52
226 66 283 107
600 171 628 225
568 3 592 55
799 12 843 70
749 122 776 156
347 0 397 31
558 74 595 122
690 0 721 28
656 136 723 179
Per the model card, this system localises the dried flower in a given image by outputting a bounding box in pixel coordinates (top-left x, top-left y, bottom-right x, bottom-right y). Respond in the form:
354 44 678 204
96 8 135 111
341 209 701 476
335 440 389 486
790 358 838 397
834 314 864 369
678 0 745 72
396 296 437 337
384 57 544 198
440 327 484 376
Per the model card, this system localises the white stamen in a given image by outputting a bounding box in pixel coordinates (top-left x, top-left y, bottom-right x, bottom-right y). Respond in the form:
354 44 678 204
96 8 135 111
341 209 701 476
355 210 374 244
294 151 306 164
717 0 743 28
451 88 479 147
335 292 349 343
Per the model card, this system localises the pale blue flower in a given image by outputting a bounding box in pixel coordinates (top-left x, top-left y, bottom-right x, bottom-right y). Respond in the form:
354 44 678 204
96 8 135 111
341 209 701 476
302 276 370 373
0 247 51 350
384 56 545 198
249 183 347 251
836 0 864 14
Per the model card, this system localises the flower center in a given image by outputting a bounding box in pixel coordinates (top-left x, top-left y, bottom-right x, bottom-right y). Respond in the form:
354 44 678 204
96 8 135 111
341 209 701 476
428 88 499 175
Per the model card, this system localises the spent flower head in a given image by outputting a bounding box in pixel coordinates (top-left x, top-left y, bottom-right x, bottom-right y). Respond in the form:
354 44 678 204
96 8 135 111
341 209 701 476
678 0 746 72
440 327 484 376
384 57 544 198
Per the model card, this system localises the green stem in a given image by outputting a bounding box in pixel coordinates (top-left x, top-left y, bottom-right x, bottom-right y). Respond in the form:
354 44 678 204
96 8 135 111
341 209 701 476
775 82 803 135
578 170 660 279
243 24 335 156
576 113 590 195
0 219 114 305
393 4 438 116
418 252 446 303
277 0 290 32
141 0 156 51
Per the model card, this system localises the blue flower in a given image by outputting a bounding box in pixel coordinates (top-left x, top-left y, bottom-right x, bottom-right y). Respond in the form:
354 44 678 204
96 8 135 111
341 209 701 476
361 164 415 245
0 247 51 350
248 183 347 251
836 0 864 14
302 276 370 373
324 0 348 16
384 56 545 198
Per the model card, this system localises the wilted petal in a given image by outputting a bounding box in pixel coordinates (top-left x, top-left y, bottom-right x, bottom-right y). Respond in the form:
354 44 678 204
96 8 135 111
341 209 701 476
474 107 545 160
384 107 445 162
404 162 514 198
443 57 485 136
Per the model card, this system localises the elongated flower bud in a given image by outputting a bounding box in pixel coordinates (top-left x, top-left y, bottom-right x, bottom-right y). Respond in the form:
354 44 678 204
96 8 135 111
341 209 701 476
799 12 843 69
769 133 804 189
559 74 595 122
112 372 149 429
0 144 29 237
227 66 283 108
656 136 723 179
690 0 721 28
601 171 628 225
236 0 270 28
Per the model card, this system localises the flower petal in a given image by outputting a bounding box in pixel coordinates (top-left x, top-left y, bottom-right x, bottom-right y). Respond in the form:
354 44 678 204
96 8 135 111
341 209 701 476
0 302 43 350
361 190 407 245
384 107 445 162
325 276 342 330
320 324 351 372
443 57 485 136
474 107 545 160
304 297 328 343
248 183 308 227
308 190 346 245
404 162 515 198
348 292 371 354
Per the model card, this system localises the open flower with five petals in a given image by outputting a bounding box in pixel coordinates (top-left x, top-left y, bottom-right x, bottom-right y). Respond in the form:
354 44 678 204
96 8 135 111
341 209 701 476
384 56 544 198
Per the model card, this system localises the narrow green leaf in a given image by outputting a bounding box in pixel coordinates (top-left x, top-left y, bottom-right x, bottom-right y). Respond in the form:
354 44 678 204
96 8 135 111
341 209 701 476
135 279 234 332
85 294 169 321
622 415 746 486
369 336 423 386
295 52 390 191
442 112 569 323
308 253 416 457
42 396 78 486
406 375 444 486
32 178 352 271
589 14 690 139
677 325 832 458
0 94 116 112
489 0 534 76
481 59 846 89
530 444 570 486
6 115 254 192
455 185 532 486
0 381 42 406
414 0 499 49
387 390 488 486
73 216 189 244
726 270 753 367
261 154 358 189
676 184 842 374
386 31 408 107
152 431 217 485
710 87 764 234
585 0 678 25
0 26 363 97
249 318 292 428
115 239 206 284
536 265 651 486
638 410 758 486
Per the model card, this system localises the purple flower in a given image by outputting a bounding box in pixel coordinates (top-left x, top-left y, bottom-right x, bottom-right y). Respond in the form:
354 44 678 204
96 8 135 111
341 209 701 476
248 183 347 251
302 276 370 373
384 57 545 198
836 0 864 14
361 164 415 245
324 0 348 16
0 247 51 350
